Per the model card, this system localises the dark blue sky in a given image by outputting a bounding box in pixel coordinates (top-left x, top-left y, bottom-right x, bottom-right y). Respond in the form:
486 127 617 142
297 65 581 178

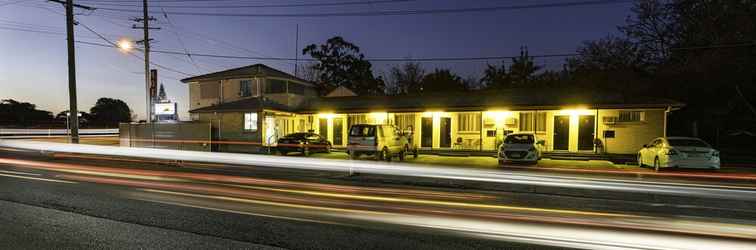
1 0 632 119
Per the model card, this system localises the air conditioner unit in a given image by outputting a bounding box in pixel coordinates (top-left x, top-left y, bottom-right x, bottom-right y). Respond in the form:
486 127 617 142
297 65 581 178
603 116 618 124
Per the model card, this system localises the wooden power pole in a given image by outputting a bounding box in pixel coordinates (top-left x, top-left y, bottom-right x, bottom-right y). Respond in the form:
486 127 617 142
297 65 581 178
50 0 94 144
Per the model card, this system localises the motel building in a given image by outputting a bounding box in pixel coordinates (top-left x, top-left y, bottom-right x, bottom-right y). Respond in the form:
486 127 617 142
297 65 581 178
182 64 684 156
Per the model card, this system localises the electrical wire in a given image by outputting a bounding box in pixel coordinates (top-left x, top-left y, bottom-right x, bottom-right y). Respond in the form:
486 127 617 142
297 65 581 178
81 0 414 9
93 0 634 18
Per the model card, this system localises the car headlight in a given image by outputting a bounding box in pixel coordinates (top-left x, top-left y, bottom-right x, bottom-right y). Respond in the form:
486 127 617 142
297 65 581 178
712 150 720 157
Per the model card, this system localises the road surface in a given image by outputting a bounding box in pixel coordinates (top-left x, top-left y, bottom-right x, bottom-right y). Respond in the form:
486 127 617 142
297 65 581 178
1 147 756 249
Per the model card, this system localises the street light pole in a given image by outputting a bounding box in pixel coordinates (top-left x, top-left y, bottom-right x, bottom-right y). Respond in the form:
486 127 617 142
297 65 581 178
65 0 79 144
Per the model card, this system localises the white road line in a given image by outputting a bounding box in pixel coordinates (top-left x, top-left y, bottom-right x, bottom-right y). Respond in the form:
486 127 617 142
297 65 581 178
0 169 41 176
0 173 77 184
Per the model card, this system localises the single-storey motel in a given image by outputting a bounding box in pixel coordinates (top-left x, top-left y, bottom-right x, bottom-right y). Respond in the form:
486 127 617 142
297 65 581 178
181 64 684 155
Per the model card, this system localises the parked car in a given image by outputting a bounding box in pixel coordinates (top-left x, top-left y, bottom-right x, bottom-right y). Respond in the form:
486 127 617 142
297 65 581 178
277 132 331 156
638 137 720 171
347 124 413 161
498 133 545 165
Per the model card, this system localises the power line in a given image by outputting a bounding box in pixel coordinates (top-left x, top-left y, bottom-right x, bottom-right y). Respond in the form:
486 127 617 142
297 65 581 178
94 0 633 18
73 39 580 62
83 0 413 9
76 20 193 76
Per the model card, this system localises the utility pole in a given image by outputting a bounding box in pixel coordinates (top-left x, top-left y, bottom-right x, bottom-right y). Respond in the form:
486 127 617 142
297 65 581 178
50 0 95 144
132 0 159 123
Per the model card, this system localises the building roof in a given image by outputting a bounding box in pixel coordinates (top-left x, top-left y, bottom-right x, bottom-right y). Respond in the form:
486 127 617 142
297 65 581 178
297 89 685 113
189 89 684 114
325 86 358 97
180 64 314 86
189 97 294 113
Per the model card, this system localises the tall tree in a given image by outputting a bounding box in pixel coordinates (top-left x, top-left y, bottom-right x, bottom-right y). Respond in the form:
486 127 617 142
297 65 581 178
508 47 542 86
481 62 511 89
89 98 132 127
385 62 426 95
567 36 649 92
303 36 384 95
420 69 467 93
157 84 167 101
0 99 53 126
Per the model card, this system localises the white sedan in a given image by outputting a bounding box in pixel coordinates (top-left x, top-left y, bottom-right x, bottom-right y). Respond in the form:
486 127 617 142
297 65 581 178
638 137 720 171
498 133 545 165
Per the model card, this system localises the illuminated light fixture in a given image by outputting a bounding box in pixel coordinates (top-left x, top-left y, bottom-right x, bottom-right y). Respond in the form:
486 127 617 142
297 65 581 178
317 113 335 119
559 107 592 117
422 111 445 118
369 112 388 124
484 111 511 127
116 38 134 52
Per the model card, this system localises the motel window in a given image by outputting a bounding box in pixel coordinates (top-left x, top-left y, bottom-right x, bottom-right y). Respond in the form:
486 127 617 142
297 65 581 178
239 80 253 97
395 114 416 132
200 82 219 99
244 113 258 132
458 113 481 132
265 79 287 94
348 114 368 128
288 82 306 95
619 111 643 122
519 112 546 132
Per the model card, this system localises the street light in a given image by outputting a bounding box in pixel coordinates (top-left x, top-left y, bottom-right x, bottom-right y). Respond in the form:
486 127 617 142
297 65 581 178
117 38 133 52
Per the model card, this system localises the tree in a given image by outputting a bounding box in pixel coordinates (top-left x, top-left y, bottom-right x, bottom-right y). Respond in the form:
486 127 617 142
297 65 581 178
0 99 53 126
419 69 467 93
89 98 132 127
508 47 542 86
481 62 511 89
566 36 649 92
157 84 167 101
303 36 384 95
619 0 679 65
385 62 425 95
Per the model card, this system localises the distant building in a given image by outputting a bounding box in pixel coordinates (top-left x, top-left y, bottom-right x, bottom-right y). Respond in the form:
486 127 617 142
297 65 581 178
182 64 684 154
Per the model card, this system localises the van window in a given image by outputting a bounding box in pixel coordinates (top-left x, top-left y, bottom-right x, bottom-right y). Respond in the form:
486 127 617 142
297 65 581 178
349 125 375 137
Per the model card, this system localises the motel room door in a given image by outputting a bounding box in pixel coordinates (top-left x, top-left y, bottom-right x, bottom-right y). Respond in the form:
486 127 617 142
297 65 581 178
578 115 595 151
421 117 432 148
553 115 570 151
333 118 343 146
439 117 452 148
319 118 329 140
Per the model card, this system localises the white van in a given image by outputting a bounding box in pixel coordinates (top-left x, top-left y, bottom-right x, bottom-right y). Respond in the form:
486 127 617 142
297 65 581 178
347 124 412 161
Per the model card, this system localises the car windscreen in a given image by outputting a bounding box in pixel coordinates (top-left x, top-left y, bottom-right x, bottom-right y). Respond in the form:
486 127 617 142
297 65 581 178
283 133 308 139
504 134 534 144
349 125 376 137
668 139 710 147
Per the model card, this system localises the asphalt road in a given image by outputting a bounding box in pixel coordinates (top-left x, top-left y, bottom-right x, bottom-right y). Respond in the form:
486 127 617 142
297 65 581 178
1 149 756 249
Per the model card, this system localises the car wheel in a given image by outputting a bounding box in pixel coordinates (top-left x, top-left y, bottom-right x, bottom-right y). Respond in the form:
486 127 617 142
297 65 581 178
382 148 391 162
279 150 288 156
413 149 419 158
398 146 407 161
653 157 660 172
349 150 358 160
498 159 505 165
325 143 331 153
303 147 310 157
637 154 644 167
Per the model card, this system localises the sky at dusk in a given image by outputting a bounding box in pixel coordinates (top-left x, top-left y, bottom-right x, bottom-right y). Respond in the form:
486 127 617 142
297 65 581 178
1 0 633 120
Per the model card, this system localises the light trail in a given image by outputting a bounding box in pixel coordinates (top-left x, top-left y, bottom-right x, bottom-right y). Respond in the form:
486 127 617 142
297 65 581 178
1 140 755 201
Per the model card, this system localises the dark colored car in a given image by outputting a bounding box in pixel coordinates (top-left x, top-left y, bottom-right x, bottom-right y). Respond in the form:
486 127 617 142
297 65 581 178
277 132 332 156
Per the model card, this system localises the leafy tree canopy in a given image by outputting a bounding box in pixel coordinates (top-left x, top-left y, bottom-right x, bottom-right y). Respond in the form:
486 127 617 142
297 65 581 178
303 36 384 95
